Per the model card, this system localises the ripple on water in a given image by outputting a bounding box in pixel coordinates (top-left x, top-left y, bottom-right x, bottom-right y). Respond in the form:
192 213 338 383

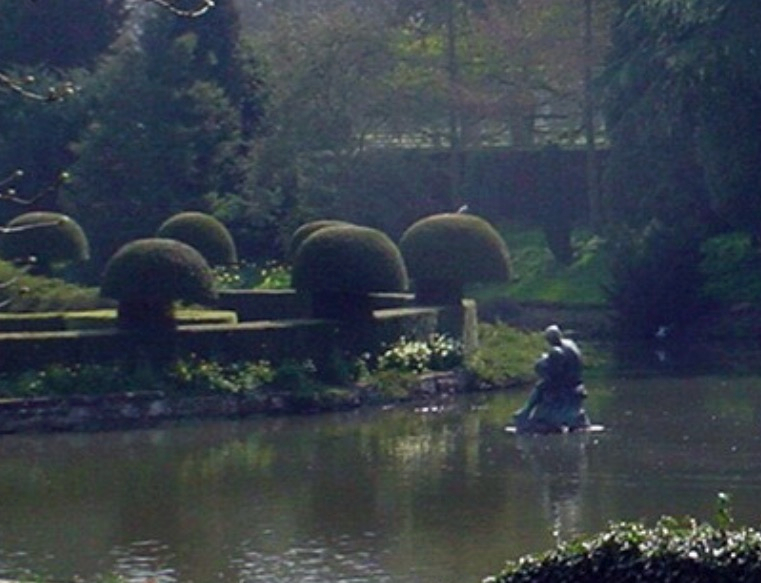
109 539 178 583
232 535 395 583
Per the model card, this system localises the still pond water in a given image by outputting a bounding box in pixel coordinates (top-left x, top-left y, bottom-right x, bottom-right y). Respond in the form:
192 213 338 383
4 352 761 582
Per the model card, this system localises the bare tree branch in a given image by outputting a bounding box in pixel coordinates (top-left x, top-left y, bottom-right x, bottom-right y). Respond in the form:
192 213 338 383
147 0 215 18
0 220 63 235
0 0 214 100
0 71 76 101
0 0 214 308
0 171 70 207
0 170 24 191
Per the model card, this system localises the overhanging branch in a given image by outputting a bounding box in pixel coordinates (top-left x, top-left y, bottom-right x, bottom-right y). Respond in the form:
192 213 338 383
147 0 215 17
0 71 75 101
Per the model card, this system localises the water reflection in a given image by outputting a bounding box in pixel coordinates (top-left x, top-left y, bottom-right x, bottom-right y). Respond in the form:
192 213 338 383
2 371 761 582
514 432 591 542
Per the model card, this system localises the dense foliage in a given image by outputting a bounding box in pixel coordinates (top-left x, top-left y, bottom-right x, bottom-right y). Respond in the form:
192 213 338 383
292 225 408 294
0 357 274 399
376 333 463 374
0 259 105 313
156 211 238 266
487 514 761 583
400 213 510 302
65 0 265 276
0 211 90 273
101 238 215 305
604 221 708 340
3 0 760 338
0 0 127 69
604 0 761 236
599 0 761 335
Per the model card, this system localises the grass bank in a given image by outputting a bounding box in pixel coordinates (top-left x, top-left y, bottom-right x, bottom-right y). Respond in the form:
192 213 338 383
472 227 609 307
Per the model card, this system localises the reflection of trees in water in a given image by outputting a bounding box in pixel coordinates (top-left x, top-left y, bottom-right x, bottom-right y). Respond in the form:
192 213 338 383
612 340 761 377
0 402 594 581
515 433 590 541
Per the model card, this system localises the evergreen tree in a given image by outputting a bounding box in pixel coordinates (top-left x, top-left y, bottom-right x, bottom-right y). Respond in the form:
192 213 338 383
600 0 761 337
0 0 127 69
67 0 263 274
0 1 128 218
603 0 761 238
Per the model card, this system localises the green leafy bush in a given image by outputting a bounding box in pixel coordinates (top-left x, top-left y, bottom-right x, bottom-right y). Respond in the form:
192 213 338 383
156 211 238 266
400 213 510 303
0 211 90 272
169 356 274 394
487 513 761 583
0 358 274 398
0 362 166 398
292 225 408 294
271 358 319 395
700 231 761 305
605 221 707 340
214 261 291 290
0 259 106 312
376 334 464 373
100 238 216 329
256 261 291 290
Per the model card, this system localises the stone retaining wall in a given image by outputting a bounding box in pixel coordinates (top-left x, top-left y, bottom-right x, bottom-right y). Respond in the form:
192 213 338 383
0 369 477 435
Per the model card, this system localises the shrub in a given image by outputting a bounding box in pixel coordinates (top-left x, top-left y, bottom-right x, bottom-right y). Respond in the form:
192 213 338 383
700 231 761 305
169 356 274 394
605 221 707 340
400 213 511 304
100 238 216 329
256 261 291 290
376 333 464 373
292 225 408 318
0 211 90 273
487 514 761 582
0 358 274 398
288 219 352 259
156 211 237 266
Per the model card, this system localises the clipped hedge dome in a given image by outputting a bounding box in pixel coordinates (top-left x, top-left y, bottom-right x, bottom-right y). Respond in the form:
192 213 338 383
288 219 352 259
0 211 90 269
101 238 216 329
400 213 510 304
156 211 237 266
292 225 408 295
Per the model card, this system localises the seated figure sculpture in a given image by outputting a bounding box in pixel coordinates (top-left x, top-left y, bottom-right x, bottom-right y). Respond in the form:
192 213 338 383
513 324 590 434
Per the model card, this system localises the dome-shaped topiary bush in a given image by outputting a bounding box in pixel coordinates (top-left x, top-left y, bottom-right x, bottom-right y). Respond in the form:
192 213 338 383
101 238 216 329
400 213 511 304
292 225 408 319
0 211 90 273
156 211 237 266
288 219 352 259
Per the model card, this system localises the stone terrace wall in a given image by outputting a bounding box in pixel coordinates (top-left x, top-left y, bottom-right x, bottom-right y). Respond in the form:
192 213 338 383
0 291 478 373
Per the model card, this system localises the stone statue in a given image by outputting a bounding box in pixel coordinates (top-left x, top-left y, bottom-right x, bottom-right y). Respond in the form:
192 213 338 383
513 324 591 434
